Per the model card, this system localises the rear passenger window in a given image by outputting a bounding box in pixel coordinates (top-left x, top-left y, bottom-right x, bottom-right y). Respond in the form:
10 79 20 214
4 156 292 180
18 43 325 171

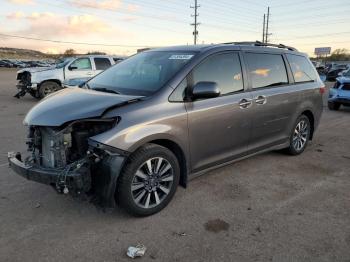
94 58 112 70
192 52 243 95
286 54 317 83
245 53 288 89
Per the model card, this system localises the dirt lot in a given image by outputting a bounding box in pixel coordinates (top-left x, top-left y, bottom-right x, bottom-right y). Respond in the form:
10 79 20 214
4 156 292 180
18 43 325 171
0 68 349 262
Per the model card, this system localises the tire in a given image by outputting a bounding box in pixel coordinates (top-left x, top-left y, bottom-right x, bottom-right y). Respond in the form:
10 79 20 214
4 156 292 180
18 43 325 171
116 143 180 216
38 81 61 99
29 90 40 99
286 115 311 155
328 102 340 111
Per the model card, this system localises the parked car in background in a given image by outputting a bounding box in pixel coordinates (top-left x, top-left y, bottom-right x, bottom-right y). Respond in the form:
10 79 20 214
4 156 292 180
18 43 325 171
326 64 348 81
14 55 124 98
328 70 350 110
8 42 324 216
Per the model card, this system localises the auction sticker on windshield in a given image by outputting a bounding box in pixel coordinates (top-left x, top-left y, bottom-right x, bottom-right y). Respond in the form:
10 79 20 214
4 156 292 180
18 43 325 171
169 54 194 60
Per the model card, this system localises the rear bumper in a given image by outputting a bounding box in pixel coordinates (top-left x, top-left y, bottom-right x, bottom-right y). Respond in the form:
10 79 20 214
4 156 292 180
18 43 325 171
329 97 350 105
8 152 91 192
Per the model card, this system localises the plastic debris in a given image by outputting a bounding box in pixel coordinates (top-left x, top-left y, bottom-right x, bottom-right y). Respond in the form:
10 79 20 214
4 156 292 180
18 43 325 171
127 244 147 259
35 203 41 208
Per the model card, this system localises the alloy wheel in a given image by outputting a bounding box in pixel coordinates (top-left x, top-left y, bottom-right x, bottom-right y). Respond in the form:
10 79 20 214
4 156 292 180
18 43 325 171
292 120 309 151
131 157 174 209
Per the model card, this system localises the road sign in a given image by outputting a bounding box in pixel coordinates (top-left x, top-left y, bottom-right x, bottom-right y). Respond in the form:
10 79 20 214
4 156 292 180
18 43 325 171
314 47 331 56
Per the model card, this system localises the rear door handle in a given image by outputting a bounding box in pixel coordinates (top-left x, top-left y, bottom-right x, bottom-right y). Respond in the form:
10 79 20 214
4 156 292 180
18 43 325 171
255 95 267 105
239 98 252 109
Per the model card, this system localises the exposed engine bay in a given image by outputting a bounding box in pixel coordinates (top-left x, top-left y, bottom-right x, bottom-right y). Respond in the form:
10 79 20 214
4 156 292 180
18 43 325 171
23 118 121 202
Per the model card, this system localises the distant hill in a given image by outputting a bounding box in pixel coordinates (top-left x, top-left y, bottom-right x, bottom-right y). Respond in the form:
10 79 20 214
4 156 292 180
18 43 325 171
0 47 50 60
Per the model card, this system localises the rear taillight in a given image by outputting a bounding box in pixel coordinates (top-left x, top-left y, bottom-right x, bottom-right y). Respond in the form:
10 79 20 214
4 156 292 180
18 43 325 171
319 86 326 94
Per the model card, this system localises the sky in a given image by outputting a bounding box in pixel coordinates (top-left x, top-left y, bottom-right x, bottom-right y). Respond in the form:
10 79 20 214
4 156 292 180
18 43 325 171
0 0 349 56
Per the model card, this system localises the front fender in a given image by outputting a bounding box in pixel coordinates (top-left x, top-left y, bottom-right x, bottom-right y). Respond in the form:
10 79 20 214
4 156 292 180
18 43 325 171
32 69 64 84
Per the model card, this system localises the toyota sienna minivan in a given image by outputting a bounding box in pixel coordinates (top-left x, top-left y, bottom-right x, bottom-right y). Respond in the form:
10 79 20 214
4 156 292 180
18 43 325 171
8 42 324 216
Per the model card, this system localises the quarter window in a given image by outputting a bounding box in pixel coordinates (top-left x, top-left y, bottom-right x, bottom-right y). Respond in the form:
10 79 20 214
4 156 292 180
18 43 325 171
286 54 317 83
70 58 92 70
192 52 244 95
245 53 288 89
94 58 112 70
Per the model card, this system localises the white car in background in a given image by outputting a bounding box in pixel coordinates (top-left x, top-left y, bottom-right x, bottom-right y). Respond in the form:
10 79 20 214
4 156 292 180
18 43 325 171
15 55 124 99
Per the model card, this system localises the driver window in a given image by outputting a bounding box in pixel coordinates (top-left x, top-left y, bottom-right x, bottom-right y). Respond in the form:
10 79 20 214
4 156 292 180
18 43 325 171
70 58 92 70
192 52 244 95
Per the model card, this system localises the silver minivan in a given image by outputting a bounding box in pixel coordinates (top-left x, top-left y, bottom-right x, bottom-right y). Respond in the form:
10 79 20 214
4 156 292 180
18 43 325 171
8 42 324 216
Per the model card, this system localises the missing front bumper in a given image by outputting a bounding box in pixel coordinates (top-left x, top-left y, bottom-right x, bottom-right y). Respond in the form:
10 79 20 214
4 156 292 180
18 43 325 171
7 151 126 208
8 152 91 193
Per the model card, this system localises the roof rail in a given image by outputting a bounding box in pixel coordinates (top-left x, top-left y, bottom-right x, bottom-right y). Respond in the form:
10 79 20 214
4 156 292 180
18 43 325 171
221 41 298 51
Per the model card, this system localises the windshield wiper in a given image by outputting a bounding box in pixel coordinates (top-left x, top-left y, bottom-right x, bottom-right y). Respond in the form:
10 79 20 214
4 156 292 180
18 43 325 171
93 87 120 94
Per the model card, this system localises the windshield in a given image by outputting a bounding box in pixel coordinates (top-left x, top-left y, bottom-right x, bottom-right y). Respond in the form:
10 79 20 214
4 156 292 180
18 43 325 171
344 70 350 77
87 51 196 96
56 58 73 69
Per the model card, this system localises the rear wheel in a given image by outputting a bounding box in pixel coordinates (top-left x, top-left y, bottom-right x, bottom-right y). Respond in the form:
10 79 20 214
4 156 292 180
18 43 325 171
328 102 341 111
38 81 60 99
116 144 180 216
286 115 311 155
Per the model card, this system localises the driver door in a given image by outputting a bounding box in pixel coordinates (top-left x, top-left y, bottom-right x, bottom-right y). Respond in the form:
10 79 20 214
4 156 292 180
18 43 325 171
185 52 253 172
65 57 94 80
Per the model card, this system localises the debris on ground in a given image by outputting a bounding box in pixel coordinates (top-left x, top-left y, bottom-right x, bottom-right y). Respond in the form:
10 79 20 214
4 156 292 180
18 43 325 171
173 232 187 237
35 203 41 208
204 219 230 233
127 244 147 259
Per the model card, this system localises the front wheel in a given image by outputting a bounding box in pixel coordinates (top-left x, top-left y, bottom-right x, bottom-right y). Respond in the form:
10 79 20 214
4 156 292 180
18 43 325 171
286 115 311 155
38 81 61 99
116 144 180 216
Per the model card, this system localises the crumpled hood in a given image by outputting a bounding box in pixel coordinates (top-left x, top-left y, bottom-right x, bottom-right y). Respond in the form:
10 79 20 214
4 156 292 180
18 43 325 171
17 66 55 74
336 76 350 84
24 88 142 126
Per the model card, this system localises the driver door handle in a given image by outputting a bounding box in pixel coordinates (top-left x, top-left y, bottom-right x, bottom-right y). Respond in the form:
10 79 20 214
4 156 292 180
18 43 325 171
239 98 252 109
255 95 267 105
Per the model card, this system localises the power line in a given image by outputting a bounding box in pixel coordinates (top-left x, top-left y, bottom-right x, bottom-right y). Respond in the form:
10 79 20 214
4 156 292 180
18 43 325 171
0 33 151 48
191 0 200 45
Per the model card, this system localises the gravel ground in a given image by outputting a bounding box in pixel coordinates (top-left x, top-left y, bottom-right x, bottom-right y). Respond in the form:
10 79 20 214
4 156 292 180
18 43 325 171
0 68 349 262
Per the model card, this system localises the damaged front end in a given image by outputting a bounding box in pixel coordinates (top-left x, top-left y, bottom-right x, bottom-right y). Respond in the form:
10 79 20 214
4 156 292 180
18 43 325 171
8 118 127 208
14 71 37 98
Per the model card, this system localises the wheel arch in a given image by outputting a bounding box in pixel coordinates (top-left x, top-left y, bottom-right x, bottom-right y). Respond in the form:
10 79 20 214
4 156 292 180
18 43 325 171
130 138 189 188
39 79 62 87
301 109 315 140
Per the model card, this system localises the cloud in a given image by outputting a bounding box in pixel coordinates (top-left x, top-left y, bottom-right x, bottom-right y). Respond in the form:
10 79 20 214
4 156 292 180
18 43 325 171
126 4 140 13
6 11 25 19
7 0 34 4
11 12 113 37
69 0 121 10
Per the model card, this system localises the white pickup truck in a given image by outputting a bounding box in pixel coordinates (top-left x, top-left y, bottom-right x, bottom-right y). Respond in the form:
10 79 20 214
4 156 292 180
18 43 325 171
15 55 124 99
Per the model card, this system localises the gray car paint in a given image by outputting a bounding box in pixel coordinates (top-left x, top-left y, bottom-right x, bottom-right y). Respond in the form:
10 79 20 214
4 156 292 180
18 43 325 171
24 88 142 126
23 44 324 179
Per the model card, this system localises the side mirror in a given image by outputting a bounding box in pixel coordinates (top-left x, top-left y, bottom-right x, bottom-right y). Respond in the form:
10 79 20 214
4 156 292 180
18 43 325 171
191 81 220 100
68 65 78 71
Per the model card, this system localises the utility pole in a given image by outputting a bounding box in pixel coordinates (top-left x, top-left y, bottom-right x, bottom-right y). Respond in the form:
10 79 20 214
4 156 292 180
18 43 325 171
190 0 200 45
265 6 270 43
262 14 266 43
